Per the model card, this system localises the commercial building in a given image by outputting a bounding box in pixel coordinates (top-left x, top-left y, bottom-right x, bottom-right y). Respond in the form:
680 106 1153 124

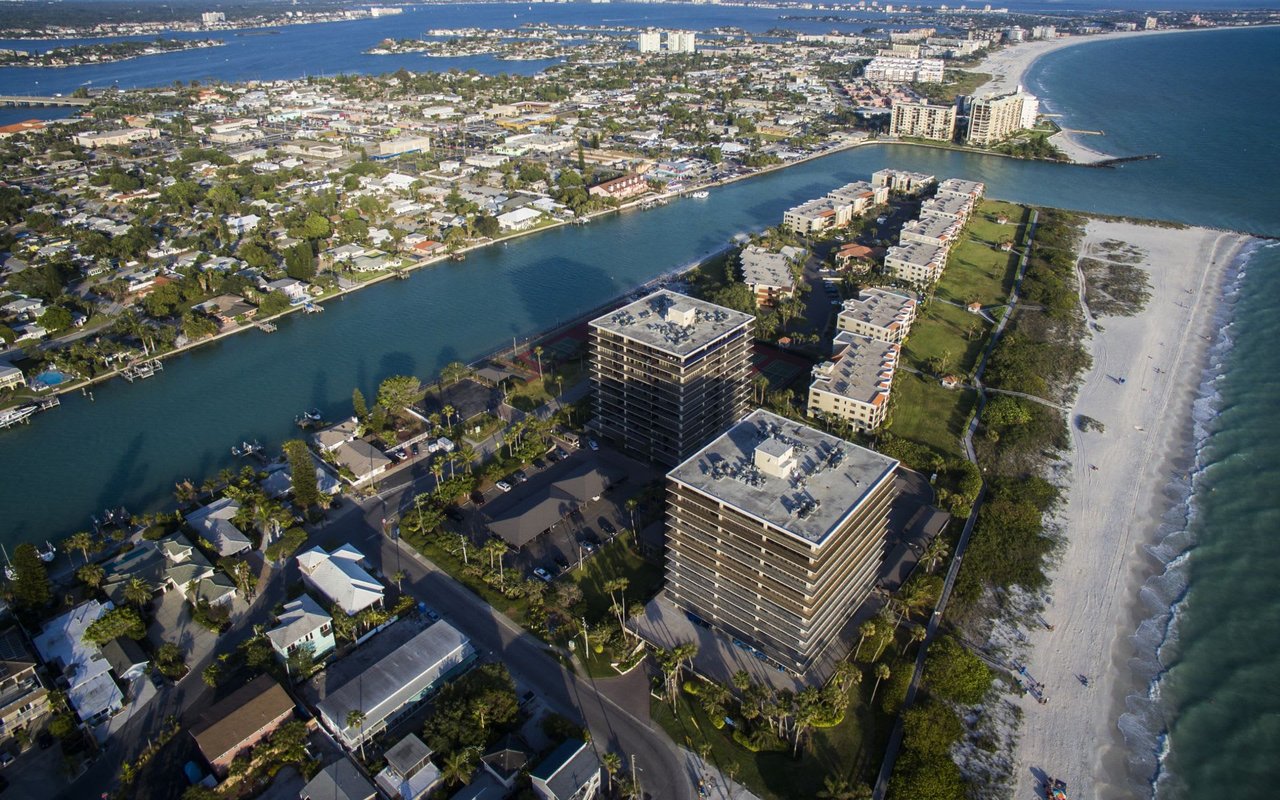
190 675 295 777
807 332 901 431
590 291 754 466
966 91 1028 145
316 622 475 750
863 56 944 85
836 289 917 344
884 241 948 285
664 409 899 672
889 102 957 142
72 128 159 149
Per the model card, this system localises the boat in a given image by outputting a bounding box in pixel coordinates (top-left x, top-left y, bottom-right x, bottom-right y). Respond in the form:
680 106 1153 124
303 302 324 314
231 440 263 458
1044 778 1069 800
37 540 56 562
690 190 710 199
2 545 14 581
296 408 323 428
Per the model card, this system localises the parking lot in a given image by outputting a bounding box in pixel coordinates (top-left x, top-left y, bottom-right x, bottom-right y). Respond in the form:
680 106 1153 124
464 441 659 583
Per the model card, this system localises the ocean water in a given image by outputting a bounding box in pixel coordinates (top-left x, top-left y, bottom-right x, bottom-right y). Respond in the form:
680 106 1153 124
1027 28 1280 800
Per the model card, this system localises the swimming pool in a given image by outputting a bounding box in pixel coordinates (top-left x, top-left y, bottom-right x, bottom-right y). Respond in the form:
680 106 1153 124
35 370 69 387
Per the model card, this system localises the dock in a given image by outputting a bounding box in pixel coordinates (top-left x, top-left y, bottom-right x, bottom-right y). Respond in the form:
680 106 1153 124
303 302 324 314
0 396 59 429
257 321 278 333
121 358 164 382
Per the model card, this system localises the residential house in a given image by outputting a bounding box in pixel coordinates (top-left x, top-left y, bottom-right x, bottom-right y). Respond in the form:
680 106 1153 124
99 637 149 683
32 601 125 727
530 739 602 800
481 738 532 790
376 733 441 800
0 363 25 392
226 214 262 235
191 675 295 778
264 278 310 304
314 417 360 453
185 497 252 557
0 628 51 742
496 207 542 232
330 438 393 486
297 545 384 616
300 759 378 800
833 243 878 273
316 622 474 750
100 533 236 609
266 594 336 664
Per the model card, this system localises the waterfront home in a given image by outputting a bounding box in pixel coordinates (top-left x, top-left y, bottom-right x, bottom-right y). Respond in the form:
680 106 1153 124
261 460 341 500
32 601 125 727
301 759 378 800
826 180 889 216
330 438 392 485
0 363 25 392
266 594 336 664
782 197 853 236
264 277 310 304
935 177 986 204
530 739 602 800
101 533 236 608
376 733 441 800
496 207 542 232
0 627 51 742
194 294 257 327
297 545 384 616
190 675 295 778
185 497 252 557
314 417 359 453
314 622 475 750
587 173 648 201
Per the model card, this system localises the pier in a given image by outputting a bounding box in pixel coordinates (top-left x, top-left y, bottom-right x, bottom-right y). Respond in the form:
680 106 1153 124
0 94 93 107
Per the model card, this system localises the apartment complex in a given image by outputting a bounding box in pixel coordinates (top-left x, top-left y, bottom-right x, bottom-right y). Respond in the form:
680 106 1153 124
871 169 935 195
782 197 853 235
863 56 945 84
966 90 1036 145
738 246 800 308
637 29 696 54
884 240 949 284
836 288 917 344
665 409 899 672
807 332 901 431
0 628 50 742
890 101 958 142
590 291 754 465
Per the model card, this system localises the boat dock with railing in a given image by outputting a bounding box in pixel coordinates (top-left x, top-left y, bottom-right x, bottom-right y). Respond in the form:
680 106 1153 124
122 358 164 382
0 396 60 429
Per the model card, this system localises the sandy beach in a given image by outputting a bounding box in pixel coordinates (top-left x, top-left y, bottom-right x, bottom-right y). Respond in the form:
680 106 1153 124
972 27 1238 164
1005 221 1252 800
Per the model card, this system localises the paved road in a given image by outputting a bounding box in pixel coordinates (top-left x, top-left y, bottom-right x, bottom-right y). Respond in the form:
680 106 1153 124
336 495 694 800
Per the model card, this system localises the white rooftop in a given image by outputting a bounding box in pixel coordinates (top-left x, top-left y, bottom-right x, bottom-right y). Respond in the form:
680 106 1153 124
32 600 125 723
267 594 332 652
297 545 384 615
668 409 899 545
590 290 753 357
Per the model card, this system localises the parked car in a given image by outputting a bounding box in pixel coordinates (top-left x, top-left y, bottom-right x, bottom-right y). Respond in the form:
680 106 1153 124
599 519 616 535
470 490 487 506
410 443 420 456
445 506 464 522
513 470 528 483
546 450 561 463
588 439 600 451
532 458 546 469
533 567 552 582
496 480 513 492
393 447 408 460
579 539 598 555
0 752 12 768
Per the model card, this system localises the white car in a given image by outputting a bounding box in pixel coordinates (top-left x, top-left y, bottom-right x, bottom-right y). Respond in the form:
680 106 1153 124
588 439 600 451
496 480 512 492
533 567 552 582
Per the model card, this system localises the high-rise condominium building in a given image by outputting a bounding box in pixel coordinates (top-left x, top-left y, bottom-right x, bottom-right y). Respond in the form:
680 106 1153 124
637 30 662 53
589 291 753 466
966 92 1026 145
665 409 899 673
890 101 958 141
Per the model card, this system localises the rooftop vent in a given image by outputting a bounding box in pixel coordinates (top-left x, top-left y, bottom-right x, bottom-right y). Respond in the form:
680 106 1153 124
754 437 795 479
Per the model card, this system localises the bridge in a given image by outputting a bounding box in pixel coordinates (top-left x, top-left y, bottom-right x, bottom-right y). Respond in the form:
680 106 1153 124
0 94 93 107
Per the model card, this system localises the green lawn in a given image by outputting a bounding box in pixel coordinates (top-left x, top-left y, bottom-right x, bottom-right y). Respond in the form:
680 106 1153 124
888 372 977 460
569 530 663 622
901 301 991 377
650 682 884 800
934 200 1028 307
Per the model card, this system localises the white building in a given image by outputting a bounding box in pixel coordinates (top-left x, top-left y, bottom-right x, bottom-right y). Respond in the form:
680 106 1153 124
32 601 125 728
637 30 662 53
667 30 697 54
297 545 384 616
201 11 226 24
863 57 944 85
836 289 917 344
807 332 900 432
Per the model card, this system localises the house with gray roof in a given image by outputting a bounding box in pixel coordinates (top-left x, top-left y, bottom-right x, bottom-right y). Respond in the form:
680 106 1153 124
185 497 252 557
267 594 335 664
300 758 377 800
530 739 601 800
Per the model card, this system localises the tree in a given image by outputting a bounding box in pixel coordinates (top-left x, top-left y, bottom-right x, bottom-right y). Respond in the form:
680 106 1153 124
439 748 477 787
533 345 544 380
258 290 290 317
855 620 876 660
922 536 950 573
284 439 321 509
474 214 500 238
923 636 992 704
903 624 928 656
77 563 105 589
284 242 316 281
65 531 95 565
377 374 423 415
202 663 221 688
346 709 367 759
870 663 891 704
10 543 51 609
38 305 73 333
601 751 621 793
123 578 152 609
352 387 369 420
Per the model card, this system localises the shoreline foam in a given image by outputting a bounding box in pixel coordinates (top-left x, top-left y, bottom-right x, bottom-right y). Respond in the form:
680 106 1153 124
1006 220 1253 800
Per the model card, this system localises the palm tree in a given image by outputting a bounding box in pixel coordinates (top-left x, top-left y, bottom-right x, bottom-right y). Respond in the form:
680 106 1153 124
77 563 105 589
439 748 477 787
442 404 456 430
65 531 95 566
123 578 152 608
818 777 871 800
922 536 950 573
624 497 639 534
902 624 927 656
202 663 221 688
392 570 406 591
456 444 477 475
601 752 621 793
346 709 367 760
731 669 752 694
870 663 891 704
533 345 544 381
855 620 876 660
